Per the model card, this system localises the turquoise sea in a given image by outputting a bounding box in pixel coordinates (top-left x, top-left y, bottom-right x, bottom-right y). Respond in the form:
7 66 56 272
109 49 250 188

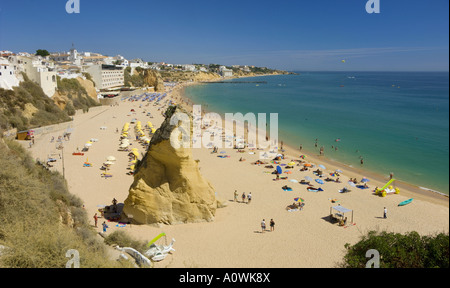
184 72 449 195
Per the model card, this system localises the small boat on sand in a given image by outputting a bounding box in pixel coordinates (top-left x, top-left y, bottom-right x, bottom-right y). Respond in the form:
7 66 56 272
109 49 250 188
398 198 413 206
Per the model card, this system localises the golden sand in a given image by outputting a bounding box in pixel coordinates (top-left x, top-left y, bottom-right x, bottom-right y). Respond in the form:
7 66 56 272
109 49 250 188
24 84 448 268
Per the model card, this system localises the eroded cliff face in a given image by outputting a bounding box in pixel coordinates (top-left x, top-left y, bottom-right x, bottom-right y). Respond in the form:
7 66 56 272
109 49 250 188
122 106 219 225
51 77 99 110
144 70 165 92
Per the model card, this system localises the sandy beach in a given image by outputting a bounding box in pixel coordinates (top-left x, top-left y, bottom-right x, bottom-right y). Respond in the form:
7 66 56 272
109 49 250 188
23 82 449 268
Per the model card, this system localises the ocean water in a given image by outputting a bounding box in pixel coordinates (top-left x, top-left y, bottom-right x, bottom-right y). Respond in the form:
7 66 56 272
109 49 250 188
184 72 449 194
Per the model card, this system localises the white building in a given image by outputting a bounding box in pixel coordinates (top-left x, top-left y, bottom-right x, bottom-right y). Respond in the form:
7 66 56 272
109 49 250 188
129 58 148 69
12 55 57 97
182 64 196 72
219 66 233 77
85 64 124 90
51 52 70 63
113 55 129 67
0 57 20 90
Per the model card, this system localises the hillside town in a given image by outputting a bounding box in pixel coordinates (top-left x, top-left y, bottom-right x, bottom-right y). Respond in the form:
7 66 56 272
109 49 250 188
0 45 283 99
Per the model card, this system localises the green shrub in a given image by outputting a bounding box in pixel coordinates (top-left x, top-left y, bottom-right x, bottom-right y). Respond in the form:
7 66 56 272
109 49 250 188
339 230 449 268
104 230 148 254
0 139 124 268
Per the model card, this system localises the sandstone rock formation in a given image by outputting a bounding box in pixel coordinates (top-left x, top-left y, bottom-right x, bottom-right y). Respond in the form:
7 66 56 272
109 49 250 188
122 106 219 225
144 70 165 92
51 77 99 111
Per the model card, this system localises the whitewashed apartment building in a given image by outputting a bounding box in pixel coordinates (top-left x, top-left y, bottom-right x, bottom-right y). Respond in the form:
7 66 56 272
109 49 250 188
85 64 124 90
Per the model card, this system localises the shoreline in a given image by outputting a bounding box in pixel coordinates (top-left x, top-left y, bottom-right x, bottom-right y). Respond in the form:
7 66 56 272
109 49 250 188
175 77 449 208
20 84 449 268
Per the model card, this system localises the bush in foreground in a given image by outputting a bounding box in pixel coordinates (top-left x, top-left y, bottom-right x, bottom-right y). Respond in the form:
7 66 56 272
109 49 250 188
338 230 449 268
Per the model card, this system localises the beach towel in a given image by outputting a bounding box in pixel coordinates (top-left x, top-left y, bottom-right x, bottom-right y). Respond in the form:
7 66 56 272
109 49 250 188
307 188 323 192
282 188 293 191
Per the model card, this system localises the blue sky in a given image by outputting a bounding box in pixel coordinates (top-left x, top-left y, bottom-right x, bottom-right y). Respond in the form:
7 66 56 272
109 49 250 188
0 0 448 71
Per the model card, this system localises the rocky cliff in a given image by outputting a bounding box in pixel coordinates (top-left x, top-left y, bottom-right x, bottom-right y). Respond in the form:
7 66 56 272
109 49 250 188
52 77 100 113
122 106 220 225
143 70 165 92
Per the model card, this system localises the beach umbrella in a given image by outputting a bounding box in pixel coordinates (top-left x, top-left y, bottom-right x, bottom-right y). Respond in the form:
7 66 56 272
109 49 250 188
304 176 313 181
85 143 92 147
316 179 324 185
107 156 116 161
104 161 114 165
276 165 282 174
294 197 305 203
288 161 296 166
151 128 156 134
289 179 299 183
335 169 343 173
361 177 370 183
318 164 326 170
304 163 312 167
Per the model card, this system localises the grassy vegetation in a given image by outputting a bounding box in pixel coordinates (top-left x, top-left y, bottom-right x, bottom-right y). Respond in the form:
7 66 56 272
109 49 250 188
56 76 100 114
0 138 128 268
124 67 145 87
104 231 149 254
338 230 449 268
0 74 71 131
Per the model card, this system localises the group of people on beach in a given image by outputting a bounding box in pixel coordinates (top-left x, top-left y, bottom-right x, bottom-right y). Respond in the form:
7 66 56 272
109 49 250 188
234 190 252 204
261 219 275 233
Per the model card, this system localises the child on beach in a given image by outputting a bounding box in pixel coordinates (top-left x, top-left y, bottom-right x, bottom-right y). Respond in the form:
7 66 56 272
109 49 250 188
270 219 275 231
234 190 238 202
247 192 252 204
242 192 246 203
102 221 108 232
261 219 266 233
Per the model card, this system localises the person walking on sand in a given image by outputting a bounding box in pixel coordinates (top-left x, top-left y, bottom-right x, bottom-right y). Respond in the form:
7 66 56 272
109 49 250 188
234 190 238 202
102 221 108 233
383 207 387 219
270 219 275 231
247 192 252 204
242 192 246 203
261 219 266 233
93 213 98 228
